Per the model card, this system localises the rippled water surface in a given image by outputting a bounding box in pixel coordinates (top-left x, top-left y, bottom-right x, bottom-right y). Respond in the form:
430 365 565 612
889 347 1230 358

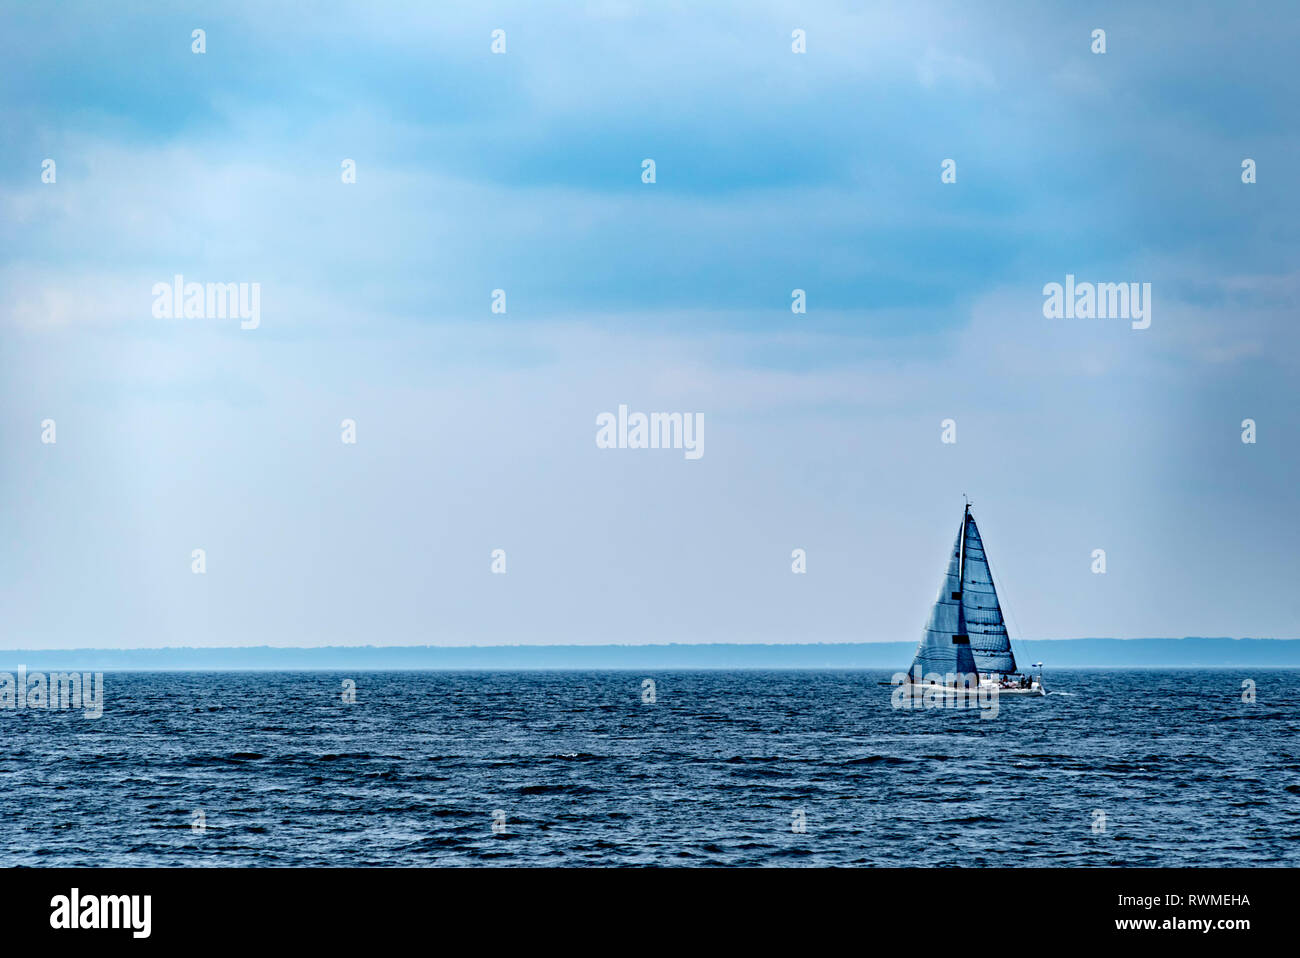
3 670 1298 866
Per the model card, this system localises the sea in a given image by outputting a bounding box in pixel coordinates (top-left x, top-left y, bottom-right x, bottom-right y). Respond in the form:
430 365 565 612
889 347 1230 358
3 669 1297 866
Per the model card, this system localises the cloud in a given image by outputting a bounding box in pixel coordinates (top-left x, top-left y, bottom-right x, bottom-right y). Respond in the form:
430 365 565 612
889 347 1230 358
3 1 1300 646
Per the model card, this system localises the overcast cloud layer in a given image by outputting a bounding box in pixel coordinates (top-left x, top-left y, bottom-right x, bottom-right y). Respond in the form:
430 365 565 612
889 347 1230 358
2 1 1298 648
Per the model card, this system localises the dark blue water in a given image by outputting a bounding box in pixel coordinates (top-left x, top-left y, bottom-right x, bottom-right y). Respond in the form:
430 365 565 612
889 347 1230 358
3 670 1297 866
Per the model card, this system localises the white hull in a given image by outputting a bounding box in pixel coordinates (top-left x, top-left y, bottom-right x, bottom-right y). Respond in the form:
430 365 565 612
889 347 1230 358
896 681 1046 697
982 685 1045 697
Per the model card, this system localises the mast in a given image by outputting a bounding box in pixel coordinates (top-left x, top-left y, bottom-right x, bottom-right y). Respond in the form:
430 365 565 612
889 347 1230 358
958 500 968 586
956 500 969 672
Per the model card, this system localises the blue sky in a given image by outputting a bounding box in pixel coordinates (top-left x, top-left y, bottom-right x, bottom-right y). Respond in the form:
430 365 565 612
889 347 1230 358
2 1 1298 648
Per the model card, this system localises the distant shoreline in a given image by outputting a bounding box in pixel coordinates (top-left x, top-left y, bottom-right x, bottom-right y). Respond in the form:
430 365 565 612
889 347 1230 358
2 638 1298 671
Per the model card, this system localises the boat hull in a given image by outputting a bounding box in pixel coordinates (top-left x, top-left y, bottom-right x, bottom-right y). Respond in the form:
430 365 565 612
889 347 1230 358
883 681 1046 697
983 685 1045 697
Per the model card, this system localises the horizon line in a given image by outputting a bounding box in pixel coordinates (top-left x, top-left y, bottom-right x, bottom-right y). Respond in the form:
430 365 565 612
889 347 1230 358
3 636 1300 652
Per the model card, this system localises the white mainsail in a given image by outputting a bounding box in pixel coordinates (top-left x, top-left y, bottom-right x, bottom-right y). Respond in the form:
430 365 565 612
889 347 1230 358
907 518 979 680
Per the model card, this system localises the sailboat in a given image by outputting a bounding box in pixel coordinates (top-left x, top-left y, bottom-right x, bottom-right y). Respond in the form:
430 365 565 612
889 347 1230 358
901 502 1045 696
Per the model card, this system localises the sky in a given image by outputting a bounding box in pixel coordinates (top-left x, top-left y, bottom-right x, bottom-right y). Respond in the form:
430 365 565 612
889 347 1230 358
1 1 1298 649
